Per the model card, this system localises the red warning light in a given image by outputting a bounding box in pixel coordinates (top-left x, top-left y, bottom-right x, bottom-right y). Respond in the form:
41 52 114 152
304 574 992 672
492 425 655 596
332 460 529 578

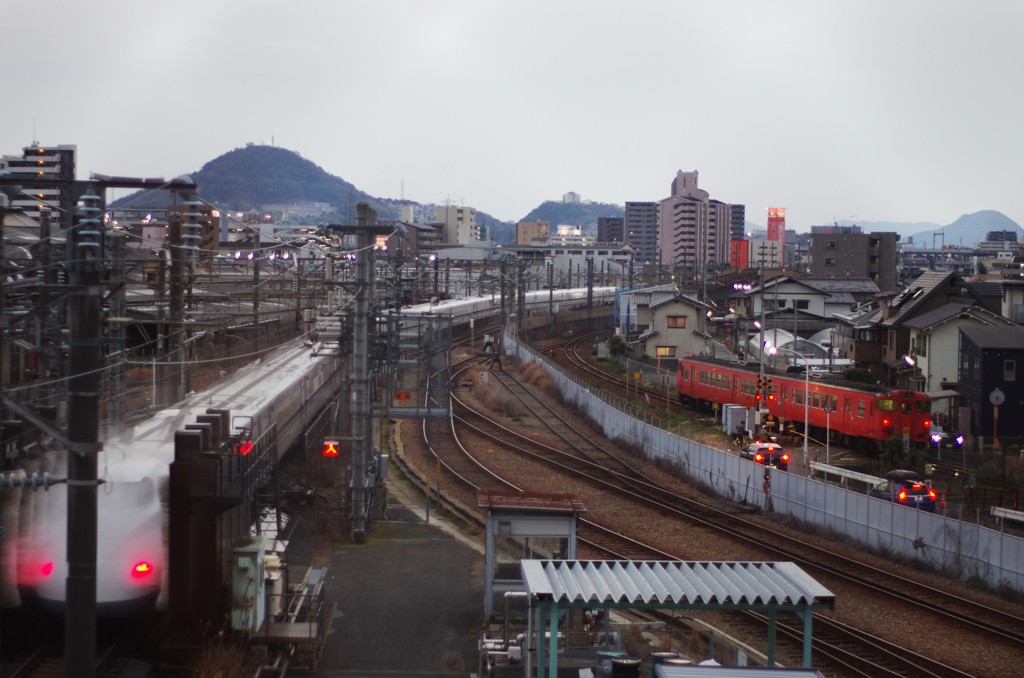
132 561 155 579
322 440 340 458
41 561 54 577
239 441 253 455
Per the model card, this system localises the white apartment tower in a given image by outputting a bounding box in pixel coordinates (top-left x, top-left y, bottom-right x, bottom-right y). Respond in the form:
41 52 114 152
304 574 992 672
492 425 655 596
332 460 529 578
658 170 730 275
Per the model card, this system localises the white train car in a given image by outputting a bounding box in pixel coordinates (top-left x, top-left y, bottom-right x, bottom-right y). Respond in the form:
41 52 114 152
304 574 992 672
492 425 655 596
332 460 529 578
16 339 339 610
397 286 616 334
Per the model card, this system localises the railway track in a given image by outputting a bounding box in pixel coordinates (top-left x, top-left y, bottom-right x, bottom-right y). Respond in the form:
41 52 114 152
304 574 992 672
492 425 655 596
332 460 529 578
409 349 1024 676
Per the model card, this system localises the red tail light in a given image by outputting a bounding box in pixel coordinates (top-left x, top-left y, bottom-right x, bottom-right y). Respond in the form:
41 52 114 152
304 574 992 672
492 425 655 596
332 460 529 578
755 453 764 463
781 453 790 462
923 419 931 429
882 418 890 428
928 489 937 500
132 561 155 579
911 483 923 490
898 489 907 502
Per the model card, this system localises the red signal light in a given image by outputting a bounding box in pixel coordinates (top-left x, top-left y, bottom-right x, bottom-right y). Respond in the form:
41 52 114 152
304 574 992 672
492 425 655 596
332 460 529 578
41 561 54 577
239 441 253 455
132 561 155 579
322 440 340 458
754 394 762 402
767 393 775 401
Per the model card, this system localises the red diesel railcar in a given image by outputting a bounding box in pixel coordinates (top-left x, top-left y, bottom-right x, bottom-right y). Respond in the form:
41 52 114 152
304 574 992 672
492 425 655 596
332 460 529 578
677 356 932 448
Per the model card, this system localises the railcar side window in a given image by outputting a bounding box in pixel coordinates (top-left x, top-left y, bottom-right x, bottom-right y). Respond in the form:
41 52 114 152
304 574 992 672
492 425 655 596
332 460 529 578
857 400 866 417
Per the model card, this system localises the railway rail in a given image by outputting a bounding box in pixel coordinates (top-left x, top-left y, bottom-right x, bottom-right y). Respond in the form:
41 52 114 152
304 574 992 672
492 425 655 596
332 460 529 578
403 338 1024 676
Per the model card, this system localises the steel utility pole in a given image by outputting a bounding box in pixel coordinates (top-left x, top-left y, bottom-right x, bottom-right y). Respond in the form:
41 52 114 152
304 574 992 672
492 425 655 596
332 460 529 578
66 189 104 678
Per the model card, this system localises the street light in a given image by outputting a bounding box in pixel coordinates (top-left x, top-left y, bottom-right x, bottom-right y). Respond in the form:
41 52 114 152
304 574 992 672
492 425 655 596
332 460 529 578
770 345 810 471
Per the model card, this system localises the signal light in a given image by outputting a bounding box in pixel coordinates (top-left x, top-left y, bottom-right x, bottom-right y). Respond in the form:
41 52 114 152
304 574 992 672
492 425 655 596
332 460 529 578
132 561 155 579
41 561 54 577
767 393 775 401
754 393 762 402
322 440 340 458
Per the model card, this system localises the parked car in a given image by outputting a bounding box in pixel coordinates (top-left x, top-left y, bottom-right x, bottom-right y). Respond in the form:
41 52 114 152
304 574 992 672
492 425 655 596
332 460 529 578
870 469 937 512
740 441 789 472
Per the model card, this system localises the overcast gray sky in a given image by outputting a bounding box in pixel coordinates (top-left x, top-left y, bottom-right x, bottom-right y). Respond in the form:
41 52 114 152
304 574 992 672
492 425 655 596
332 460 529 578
3 1 1021 231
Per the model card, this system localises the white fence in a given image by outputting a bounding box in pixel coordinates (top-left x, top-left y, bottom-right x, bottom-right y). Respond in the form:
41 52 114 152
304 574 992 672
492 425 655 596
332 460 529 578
504 331 1024 592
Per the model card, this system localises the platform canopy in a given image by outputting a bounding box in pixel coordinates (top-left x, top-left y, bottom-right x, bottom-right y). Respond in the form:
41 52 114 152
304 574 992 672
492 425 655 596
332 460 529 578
521 560 835 678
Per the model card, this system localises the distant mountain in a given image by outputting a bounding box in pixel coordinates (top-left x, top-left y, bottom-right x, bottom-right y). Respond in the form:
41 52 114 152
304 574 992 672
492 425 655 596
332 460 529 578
833 219 943 239
904 210 1022 249
519 201 625 236
110 144 514 240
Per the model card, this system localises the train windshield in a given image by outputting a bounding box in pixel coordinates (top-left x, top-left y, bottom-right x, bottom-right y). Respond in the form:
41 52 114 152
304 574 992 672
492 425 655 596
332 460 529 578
877 399 897 411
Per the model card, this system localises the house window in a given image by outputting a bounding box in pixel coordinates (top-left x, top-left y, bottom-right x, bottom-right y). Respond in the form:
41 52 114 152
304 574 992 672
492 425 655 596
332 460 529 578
656 346 676 358
825 257 836 266
795 300 809 310
1005 360 1016 381
667 316 687 328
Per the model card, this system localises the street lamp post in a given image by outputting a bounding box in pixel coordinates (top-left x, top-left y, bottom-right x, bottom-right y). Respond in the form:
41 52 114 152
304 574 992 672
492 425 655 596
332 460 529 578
771 346 810 470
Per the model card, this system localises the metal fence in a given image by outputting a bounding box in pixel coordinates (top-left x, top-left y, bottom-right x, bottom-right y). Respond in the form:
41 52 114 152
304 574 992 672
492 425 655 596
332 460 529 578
504 331 1024 592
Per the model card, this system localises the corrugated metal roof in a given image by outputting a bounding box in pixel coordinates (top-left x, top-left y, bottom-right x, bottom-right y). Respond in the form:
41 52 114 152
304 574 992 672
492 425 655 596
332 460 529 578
477 490 587 513
521 560 834 609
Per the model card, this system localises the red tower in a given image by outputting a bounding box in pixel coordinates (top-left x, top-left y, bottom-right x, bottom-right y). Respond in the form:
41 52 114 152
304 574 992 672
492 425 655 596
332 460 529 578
767 207 786 266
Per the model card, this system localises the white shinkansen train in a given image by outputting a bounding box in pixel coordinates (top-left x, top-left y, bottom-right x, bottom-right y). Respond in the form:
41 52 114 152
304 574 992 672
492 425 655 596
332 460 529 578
394 286 617 334
16 339 340 611
14 287 612 611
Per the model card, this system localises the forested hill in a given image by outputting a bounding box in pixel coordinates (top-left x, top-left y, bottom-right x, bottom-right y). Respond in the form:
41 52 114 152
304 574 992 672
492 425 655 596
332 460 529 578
520 200 624 232
111 144 515 240
110 145 399 220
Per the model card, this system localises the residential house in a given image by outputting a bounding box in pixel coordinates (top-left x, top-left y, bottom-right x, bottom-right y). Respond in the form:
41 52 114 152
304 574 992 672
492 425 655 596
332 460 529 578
618 286 711 361
958 325 1024 439
876 271 985 384
901 303 1014 428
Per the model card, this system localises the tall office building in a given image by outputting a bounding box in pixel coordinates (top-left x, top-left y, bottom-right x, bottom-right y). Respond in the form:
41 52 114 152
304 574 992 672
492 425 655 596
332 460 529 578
434 203 478 245
657 170 730 276
729 203 746 242
1 144 77 231
809 231 900 291
596 216 624 243
767 207 786 264
624 202 659 265
516 220 550 245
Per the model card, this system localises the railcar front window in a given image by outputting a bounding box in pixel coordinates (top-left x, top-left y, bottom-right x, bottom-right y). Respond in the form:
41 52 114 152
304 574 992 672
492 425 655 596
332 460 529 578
877 399 897 411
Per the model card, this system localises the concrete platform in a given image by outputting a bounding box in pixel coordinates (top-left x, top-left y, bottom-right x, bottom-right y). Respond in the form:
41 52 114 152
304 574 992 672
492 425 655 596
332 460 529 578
285 475 485 677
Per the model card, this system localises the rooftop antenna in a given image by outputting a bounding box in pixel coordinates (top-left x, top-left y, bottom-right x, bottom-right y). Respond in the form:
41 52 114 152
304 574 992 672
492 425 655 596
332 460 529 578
32 117 38 146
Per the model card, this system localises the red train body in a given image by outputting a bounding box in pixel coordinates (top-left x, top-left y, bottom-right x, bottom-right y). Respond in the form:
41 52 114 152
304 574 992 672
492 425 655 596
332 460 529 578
677 356 932 448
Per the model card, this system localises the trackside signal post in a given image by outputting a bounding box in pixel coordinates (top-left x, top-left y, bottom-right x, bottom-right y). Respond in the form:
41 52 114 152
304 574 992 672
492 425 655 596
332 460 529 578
321 204 401 542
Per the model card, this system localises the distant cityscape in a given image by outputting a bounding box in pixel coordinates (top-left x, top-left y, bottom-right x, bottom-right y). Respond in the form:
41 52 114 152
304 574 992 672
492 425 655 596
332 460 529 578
2 142 1023 444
